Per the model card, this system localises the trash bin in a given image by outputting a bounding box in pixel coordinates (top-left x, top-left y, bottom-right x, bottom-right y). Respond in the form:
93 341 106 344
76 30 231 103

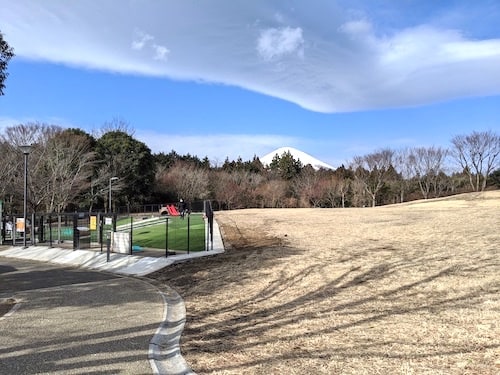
76 227 91 249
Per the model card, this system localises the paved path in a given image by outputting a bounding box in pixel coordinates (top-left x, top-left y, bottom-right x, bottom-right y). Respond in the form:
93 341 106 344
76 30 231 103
0 217 226 374
0 258 183 374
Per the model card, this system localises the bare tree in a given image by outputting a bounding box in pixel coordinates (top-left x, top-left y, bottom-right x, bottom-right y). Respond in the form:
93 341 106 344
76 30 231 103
43 130 96 213
2 122 59 147
451 130 500 191
292 166 322 207
256 179 288 208
159 161 209 202
393 148 414 203
351 149 394 207
407 146 448 199
93 117 135 138
232 170 264 208
211 170 242 210
324 174 351 208
1 123 62 212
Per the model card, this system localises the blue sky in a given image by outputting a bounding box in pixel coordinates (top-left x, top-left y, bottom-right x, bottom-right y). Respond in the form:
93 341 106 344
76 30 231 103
1 0 499 167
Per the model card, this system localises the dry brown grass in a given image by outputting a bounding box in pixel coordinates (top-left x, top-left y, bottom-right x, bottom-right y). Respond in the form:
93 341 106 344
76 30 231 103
150 191 500 374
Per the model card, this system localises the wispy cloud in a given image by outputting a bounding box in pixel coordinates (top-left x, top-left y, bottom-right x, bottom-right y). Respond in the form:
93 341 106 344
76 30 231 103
2 1 500 113
131 30 154 51
257 27 304 61
131 28 169 61
152 44 169 61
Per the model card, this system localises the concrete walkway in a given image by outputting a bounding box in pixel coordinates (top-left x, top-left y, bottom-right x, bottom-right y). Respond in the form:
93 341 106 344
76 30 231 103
0 220 225 374
0 218 225 277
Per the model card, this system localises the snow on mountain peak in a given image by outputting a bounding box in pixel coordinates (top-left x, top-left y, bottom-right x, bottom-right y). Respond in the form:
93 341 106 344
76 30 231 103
260 147 334 170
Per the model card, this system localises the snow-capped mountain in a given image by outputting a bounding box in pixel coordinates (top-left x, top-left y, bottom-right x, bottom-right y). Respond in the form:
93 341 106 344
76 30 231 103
260 147 335 170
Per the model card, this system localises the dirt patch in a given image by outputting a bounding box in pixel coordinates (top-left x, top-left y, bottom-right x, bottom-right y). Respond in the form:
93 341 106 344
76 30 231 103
149 191 500 374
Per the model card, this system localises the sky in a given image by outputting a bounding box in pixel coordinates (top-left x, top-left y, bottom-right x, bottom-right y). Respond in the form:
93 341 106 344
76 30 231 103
0 0 499 168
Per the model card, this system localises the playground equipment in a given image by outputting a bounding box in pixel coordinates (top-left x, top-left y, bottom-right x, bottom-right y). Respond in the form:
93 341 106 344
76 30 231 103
159 204 180 216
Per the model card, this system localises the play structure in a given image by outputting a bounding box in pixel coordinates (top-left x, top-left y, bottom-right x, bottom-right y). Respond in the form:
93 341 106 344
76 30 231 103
159 204 180 216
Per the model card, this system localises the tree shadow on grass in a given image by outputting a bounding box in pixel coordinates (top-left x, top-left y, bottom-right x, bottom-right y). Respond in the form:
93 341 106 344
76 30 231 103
149 238 500 374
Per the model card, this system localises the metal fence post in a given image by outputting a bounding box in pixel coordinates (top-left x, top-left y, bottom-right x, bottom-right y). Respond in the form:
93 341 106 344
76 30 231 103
187 214 190 254
73 213 78 250
129 217 133 255
106 231 111 262
31 213 35 246
165 217 169 258
48 215 53 247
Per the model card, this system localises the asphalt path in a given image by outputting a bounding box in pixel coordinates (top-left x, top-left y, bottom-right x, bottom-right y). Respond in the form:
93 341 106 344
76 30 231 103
0 257 165 374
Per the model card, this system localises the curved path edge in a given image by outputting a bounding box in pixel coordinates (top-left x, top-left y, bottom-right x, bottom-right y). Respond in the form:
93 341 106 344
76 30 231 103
144 278 196 375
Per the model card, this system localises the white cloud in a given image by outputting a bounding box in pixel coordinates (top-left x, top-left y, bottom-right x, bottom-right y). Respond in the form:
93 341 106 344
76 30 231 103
132 29 169 61
153 44 169 61
131 30 154 50
1 1 500 112
339 19 373 36
257 27 304 61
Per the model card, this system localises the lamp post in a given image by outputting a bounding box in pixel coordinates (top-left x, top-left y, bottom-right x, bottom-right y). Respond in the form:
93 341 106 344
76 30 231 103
109 177 119 213
19 145 32 248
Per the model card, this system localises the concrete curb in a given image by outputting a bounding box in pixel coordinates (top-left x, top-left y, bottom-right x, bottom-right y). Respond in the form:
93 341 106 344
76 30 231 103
148 289 195 375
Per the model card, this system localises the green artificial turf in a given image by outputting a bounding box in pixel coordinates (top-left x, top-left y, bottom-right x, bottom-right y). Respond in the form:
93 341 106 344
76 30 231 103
131 214 205 251
36 214 206 251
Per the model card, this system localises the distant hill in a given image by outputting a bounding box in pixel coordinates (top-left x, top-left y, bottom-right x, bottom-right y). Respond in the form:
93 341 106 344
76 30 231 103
261 146 335 170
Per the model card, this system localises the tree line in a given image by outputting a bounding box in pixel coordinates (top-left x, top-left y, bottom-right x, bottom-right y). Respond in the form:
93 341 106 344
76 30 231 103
1 122 498 214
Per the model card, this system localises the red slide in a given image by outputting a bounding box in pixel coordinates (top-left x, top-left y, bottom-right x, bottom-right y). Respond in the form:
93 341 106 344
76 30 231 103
167 204 180 216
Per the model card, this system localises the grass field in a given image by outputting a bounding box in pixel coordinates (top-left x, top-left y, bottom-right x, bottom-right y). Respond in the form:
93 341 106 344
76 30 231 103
34 214 206 251
126 214 205 251
150 191 500 374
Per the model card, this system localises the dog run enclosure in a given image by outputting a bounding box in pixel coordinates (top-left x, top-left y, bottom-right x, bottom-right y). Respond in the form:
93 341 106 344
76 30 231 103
0 200 216 256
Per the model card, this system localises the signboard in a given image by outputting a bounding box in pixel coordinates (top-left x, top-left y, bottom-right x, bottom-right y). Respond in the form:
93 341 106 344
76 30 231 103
112 232 130 254
105 217 113 226
90 216 97 230
16 218 25 232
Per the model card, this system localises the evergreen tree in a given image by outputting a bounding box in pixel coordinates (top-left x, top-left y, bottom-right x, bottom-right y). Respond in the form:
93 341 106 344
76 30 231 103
0 31 14 95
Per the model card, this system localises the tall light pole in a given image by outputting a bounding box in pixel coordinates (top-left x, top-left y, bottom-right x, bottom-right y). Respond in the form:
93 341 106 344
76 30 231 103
109 177 119 213
19 145 32 248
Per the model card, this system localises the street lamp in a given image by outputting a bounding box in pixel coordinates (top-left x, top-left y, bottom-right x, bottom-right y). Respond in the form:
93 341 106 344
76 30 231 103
109 177 119 213
19 145 32 248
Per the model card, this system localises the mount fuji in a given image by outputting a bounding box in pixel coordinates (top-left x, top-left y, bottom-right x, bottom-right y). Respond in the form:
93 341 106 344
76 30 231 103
260 147 335 170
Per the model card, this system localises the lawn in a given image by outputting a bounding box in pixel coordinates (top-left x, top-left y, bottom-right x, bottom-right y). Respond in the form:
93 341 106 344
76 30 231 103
128 214 206 251
149 191 500 374
34 214 206 251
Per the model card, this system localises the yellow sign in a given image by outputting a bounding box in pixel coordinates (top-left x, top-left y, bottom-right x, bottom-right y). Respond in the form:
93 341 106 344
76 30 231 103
90 216 97 230
16 218 25 232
